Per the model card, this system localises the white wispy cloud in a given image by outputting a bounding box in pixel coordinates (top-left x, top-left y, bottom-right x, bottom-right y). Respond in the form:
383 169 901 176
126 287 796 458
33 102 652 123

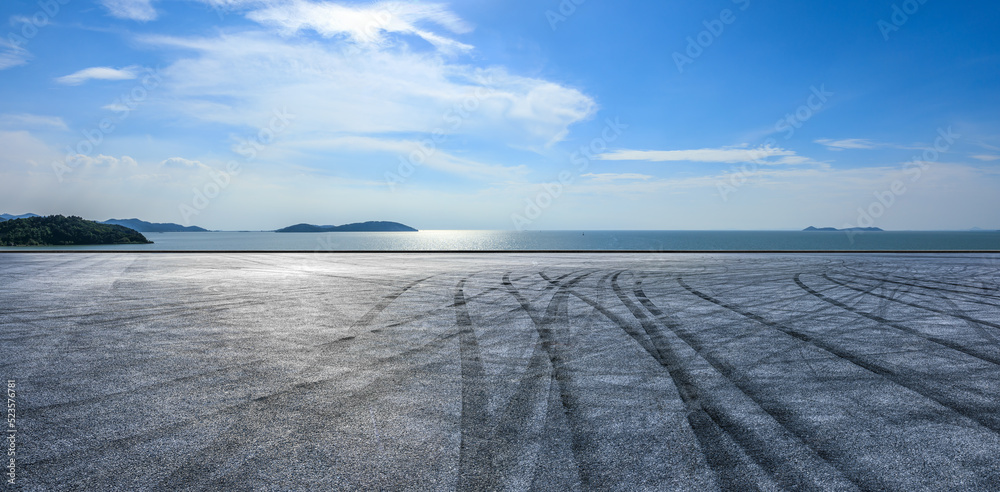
581 173 652 182
971 154 1000 161
596 146 800 164
66 154 139 168
136 28 594 158
55 66 140 85
102 103 131 112
814 138 880 150
292 136 527 179
160 157 210 170
0 113 67 130
0 38 30 71
99 0 157 21
245 0 474 55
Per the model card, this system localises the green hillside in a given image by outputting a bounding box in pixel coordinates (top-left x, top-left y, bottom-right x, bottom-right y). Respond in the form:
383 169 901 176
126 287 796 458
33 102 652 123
0 215 153 246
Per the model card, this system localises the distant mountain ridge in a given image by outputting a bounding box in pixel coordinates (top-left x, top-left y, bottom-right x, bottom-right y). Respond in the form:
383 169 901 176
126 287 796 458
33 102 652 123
803 226 884 232
0 213 41 222
102 218 209 233
276 221 417 233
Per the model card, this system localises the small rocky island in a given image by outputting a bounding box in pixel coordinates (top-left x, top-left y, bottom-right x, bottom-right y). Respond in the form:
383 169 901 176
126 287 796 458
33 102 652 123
276 221 417 233
0 215 153 246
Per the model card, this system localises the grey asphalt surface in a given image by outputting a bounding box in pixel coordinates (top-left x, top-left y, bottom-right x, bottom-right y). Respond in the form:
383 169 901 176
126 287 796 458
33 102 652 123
2 253 1000 491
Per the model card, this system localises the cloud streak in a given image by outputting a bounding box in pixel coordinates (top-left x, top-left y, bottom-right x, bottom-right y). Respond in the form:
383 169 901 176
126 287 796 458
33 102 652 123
581 173 652 182
0 38 30 71
291 136 527 179
136 27 594 162
245 0 474 54
55 66 140 85
0 113 67 130
99 0 157 21
596 146 801 164
814 138 880 151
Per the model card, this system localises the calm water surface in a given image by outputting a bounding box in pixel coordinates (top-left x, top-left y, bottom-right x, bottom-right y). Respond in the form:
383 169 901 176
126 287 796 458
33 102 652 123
2 230 999 251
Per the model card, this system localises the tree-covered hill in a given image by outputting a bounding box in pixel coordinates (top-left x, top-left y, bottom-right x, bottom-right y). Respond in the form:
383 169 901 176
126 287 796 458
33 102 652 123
0 215 153 246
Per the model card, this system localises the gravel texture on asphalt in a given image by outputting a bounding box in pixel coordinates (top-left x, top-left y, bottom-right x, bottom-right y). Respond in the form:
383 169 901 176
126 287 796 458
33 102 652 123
2 252 1000 491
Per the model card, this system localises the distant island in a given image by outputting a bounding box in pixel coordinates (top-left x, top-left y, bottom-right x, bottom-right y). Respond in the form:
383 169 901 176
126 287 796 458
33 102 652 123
0 215 152 246
102 218 209 233
276 221 418 233
803 226 884 232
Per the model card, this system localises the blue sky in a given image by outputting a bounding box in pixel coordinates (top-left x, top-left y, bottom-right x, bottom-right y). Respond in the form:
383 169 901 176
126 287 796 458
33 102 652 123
1 0 998 230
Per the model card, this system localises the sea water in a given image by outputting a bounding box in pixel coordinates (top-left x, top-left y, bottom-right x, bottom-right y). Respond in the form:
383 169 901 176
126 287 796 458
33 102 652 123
2 230 999 251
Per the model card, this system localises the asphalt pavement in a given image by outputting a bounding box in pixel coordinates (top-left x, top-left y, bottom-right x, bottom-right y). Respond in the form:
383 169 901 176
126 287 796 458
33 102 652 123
2 252 1000 491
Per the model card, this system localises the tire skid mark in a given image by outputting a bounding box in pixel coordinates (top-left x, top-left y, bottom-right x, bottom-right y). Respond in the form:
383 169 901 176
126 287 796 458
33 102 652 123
293 273 440 382
154 330 464 489
843 266 1000 294
366 273 536 332
822 274 1000 331
919 279 1000 348
472 272 556 490
767 275 887 326
621 274 776 491
615 272 859 491
839 272 1000 304
545 270 787 489
607 271 660 358
454 270 587 489
538 271 638 333
437 273 547 312
536 271 593 489
831 271 1000 315
499 270 595 486
482 341 550 491
24 329 465 474
679 277 1000 437
2 296 265 343
795 274 1000 367
454 277 491 491
315 275 434 350
0 333 49 344
25 359 269 413
253 329 466 406
22 267 453 478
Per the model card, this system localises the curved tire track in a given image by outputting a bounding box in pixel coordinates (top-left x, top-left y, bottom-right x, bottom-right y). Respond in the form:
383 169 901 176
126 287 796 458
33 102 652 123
679 277 1000 438
612 272 860 491
821 274 1000 331
795 274 1000 367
